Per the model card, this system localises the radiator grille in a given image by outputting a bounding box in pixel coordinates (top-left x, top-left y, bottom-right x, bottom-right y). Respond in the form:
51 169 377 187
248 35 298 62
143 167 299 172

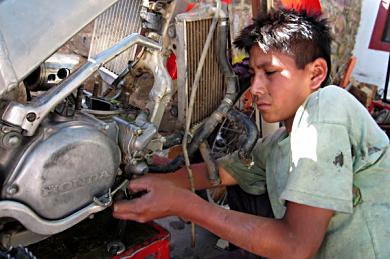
89 0 142 76
176 17 226 126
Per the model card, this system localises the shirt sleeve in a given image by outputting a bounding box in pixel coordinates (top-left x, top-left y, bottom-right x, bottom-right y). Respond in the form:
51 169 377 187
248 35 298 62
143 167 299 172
217 138 268 195
280 122 353 213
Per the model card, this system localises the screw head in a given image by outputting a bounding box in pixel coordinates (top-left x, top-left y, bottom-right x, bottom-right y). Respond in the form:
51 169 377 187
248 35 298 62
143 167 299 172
2 132 21 149
6 185 19 195
26 112 37 122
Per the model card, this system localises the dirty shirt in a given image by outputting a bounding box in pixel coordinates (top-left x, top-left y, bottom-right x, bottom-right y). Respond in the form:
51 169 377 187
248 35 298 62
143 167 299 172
219 86 390 258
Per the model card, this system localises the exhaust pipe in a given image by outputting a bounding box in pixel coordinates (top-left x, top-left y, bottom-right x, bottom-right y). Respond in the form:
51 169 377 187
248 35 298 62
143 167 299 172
23 53 80 91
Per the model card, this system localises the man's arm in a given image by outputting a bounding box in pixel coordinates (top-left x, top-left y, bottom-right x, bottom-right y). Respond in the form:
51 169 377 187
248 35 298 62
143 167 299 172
146 162 238 190
186 197 333 259
113 176 333 259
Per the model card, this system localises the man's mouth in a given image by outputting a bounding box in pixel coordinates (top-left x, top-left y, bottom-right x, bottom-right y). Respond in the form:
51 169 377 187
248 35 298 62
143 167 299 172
256 102 271 111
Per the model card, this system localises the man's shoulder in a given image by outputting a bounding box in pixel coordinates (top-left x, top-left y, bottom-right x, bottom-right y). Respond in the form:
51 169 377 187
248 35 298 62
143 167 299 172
304 85 370 125
318 85 355 102
312 85 356 108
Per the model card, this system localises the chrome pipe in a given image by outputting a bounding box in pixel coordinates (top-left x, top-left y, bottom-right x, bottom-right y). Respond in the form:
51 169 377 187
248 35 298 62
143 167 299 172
135 50 173 128
0 180 128 236
2 33 162 136
0 200 106 236
23 53 80 91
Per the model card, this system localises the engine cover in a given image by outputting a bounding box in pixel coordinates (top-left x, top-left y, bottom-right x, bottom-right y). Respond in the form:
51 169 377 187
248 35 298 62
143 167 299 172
1 115 121 219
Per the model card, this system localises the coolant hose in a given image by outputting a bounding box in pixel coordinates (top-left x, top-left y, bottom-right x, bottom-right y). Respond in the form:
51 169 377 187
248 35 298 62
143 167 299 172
199 141 220 185
149 11 239 173
148 155 184 172
226 109 259 161
186 16 239 156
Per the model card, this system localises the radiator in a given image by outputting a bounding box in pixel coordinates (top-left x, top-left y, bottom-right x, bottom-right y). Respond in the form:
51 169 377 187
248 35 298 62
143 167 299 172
88 0 142 81
176 12 226 127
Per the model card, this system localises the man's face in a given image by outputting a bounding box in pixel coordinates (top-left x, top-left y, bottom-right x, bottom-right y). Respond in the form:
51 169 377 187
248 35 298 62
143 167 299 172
249 45 315 131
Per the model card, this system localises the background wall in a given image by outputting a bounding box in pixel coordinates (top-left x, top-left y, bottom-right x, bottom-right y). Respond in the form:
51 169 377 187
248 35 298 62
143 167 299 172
352 0 389 97
273 0 388 96
320 0 362 85
273 0 364 86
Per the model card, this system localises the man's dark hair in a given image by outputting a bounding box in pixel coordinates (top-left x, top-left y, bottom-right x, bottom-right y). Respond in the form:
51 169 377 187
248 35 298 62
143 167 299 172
234 9 332 87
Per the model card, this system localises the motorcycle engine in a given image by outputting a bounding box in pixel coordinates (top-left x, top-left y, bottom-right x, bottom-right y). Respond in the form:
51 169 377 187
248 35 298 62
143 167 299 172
0 112 121 220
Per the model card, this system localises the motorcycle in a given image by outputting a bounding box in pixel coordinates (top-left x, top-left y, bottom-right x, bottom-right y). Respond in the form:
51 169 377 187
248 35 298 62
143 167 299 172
0 0 258 251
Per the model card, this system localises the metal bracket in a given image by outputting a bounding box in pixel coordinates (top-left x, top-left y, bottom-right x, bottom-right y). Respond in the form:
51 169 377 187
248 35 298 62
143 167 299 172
93 179 129 208
1 34 162 136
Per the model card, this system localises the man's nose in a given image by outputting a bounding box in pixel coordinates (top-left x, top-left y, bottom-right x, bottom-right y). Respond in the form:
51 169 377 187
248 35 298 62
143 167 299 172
250 76 267 96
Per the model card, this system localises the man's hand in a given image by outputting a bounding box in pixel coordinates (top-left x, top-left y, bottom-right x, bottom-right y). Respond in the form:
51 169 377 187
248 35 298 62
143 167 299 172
112 173 333 258
112 176 189 222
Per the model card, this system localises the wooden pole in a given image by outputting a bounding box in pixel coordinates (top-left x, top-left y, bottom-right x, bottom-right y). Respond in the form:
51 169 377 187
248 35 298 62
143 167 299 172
252 0 260 17
252 0 273 17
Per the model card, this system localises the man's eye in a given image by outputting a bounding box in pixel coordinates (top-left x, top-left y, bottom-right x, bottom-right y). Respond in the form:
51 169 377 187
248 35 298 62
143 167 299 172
265 71 276 75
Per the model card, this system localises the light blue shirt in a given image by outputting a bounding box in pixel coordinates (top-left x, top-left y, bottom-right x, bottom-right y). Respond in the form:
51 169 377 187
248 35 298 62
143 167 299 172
219 86 390 258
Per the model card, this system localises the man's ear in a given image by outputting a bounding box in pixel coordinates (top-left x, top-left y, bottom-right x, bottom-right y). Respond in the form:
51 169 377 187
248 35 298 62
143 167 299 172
309 58 328 90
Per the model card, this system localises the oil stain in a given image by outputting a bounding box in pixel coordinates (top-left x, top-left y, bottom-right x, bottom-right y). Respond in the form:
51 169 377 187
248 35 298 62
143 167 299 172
333 152 344 167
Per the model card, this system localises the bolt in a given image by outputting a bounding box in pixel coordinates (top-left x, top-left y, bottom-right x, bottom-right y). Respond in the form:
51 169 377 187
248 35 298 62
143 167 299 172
107 241 125 256
136 128 143 135
168 25 176 38
2 132 22 149
6 135 20 146
6 185 18 195
26 112 37 122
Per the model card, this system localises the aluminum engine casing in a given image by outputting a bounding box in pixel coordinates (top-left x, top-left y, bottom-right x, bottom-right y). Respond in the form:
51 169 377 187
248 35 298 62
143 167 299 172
0 113 121 220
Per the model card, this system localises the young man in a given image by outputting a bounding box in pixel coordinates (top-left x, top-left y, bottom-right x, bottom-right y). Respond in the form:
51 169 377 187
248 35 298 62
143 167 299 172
113 9 390 258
